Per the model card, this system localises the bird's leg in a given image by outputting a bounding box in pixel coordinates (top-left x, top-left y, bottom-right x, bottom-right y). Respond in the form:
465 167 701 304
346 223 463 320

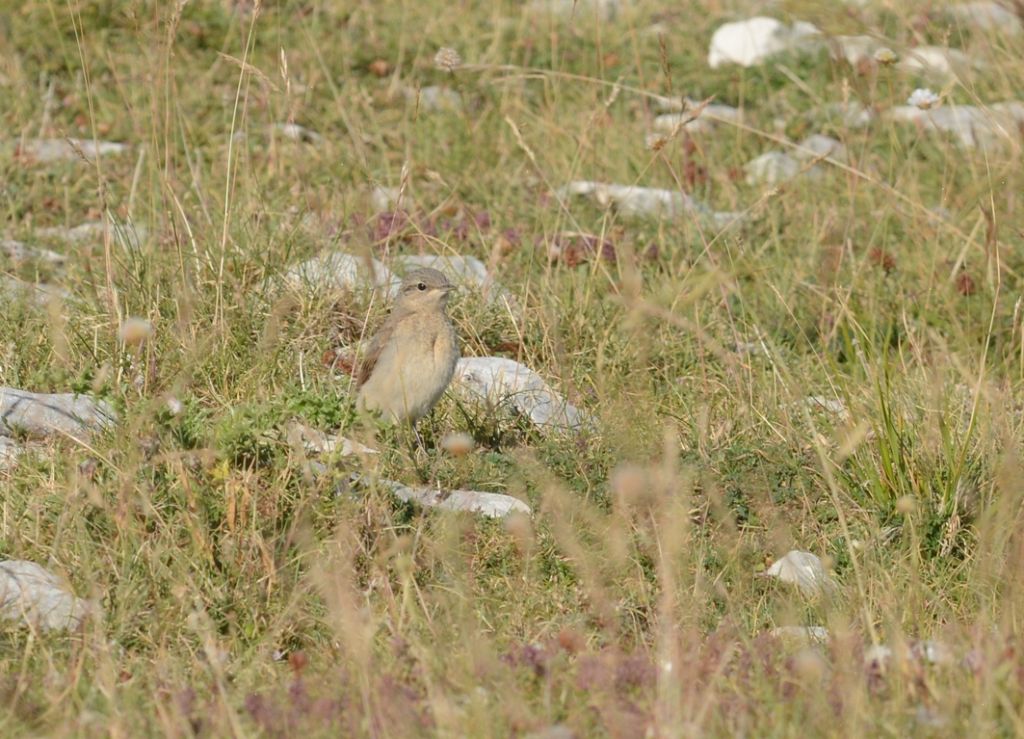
412 423 426 455
408 422 434 483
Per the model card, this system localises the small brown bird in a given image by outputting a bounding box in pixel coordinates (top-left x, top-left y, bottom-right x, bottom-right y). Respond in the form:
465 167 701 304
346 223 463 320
356 267 460 427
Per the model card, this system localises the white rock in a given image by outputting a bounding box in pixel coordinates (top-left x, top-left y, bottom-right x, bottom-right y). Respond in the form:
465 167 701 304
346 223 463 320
790 20 822 39
0 437 23 469
14 138 128 163
329 437 379 456
915 706 949 729
744 151 802 185
383 479 532 518
453 356 588 432
948 2 1022 34
642 22 670 37
804 395 850 420
403 86 462 112
0 276 69 305
652 114 715 136
864 644 893 666
763 550 835 595
285 422 379 456
886 103 1022 149
831 35 881 66
282 251 396 293
526 0 621 20
653 102 742 135
708 17 822 68
36 220 147 246
651 95 687 112
0 560 90 631
865 640 956 668
914 640 955 666
557 181 741 227
899 46 977 80
370 185 403 212
0 239 66 266
272 122 323 144
795 134 847 163
992 101 1024 124
0 387 116 440
770 625 830 643
745 139 839 184
733 339 768 357
818 101 874 129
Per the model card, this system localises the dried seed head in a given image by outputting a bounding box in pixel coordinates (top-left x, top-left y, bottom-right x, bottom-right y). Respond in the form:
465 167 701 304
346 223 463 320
503 511 533 553
873 47 897 65
119 317 153 346
895 495 917 514
368 59 392 77
792 647 829 681
610 463 651 506
434 47 462 72
440 431 474 457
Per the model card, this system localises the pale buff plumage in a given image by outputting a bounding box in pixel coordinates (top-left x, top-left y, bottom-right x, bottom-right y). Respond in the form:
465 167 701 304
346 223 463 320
356 268 459 424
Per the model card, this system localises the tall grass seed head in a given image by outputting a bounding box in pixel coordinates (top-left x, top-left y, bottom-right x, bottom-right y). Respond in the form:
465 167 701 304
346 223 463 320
434 47 462 72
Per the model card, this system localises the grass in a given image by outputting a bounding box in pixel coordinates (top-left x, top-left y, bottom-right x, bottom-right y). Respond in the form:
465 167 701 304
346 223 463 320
2 0 1024 735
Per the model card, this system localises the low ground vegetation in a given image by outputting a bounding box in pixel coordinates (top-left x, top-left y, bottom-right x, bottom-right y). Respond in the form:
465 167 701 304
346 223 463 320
2 0 1024 735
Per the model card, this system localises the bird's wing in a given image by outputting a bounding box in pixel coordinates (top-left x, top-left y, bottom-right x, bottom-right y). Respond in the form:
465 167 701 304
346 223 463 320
355 317 394 388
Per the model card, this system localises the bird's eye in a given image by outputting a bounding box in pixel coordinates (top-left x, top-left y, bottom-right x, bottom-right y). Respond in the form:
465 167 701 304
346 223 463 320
417 282 427 291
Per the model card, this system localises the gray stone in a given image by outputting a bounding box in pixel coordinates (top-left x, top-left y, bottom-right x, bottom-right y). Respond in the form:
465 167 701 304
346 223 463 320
557 180 742 227
763 550 835 595
708 17 822 68
14 138 128 163
36 220 147 247
1 277 70 305
384 479 532 518
744 151 802 185
0 387 116 440
0 239 66 266
886 103 1024 150
796 134 847 163
948 2 1022 35
770 625 831 643
0 560 90 632
453 356 588 432
282 251 396 294
345 474 531 518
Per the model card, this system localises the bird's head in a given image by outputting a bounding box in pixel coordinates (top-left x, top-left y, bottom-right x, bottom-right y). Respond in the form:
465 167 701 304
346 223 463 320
396 267 455 312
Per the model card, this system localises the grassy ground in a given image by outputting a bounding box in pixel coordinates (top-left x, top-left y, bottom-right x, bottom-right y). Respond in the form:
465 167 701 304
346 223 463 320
2 0 1024 735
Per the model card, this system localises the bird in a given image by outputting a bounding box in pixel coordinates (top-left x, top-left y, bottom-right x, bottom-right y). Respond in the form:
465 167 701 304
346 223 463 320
355 267 460 433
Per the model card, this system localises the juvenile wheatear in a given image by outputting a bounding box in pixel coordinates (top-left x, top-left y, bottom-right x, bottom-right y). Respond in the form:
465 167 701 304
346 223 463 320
356 268 459 430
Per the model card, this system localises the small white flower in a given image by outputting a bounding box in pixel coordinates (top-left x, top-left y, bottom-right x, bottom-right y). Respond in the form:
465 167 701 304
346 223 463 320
433 47 462 72
907 88 940 110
